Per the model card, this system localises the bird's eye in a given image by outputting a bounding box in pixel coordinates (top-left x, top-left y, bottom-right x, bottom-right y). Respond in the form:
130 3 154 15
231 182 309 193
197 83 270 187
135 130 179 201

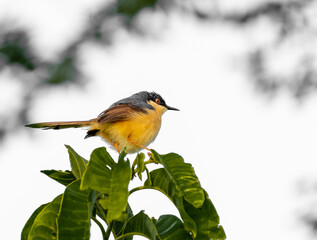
155 98 161 104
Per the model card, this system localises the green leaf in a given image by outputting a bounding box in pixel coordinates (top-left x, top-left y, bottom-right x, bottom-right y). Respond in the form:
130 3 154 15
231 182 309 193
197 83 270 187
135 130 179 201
99 151 131 222
151 150 205 208
91 146 116 168
145 168 197 236
65 145 87 179
21 203 49 240
183 191 226 240
41 170 76 186
27 195 62 240
155 215 193 240
81 148 131 222
145 168 226 240
119 211 158 240
57 179 97 240
80 147 116 192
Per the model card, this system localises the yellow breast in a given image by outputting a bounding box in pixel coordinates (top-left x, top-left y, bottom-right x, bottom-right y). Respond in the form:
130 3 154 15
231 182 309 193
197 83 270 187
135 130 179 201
98 101 167 153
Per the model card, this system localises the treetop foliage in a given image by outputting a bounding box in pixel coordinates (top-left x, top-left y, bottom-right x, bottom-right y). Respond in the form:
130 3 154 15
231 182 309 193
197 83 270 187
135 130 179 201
22 146 226 240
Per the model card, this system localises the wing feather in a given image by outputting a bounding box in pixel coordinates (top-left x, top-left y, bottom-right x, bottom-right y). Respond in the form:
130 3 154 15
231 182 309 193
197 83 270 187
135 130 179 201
97 104 146 124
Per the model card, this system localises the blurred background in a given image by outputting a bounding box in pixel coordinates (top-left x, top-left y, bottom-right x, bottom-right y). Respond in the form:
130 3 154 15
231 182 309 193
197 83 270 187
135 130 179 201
1 0 317 239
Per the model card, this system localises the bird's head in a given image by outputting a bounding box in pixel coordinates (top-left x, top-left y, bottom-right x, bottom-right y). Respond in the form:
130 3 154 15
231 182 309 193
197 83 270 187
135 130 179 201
146 92 179 113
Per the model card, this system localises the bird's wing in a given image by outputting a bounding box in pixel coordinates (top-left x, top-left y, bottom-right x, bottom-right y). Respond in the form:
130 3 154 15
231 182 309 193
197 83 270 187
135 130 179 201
97 104 146 124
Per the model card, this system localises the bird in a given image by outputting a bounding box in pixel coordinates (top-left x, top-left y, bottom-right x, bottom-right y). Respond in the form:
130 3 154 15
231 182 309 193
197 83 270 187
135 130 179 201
25 91 179 154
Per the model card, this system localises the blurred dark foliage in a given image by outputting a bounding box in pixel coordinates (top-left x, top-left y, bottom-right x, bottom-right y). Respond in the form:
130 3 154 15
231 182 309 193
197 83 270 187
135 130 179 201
297 179 317 238
304 215 317 237
0 0 316 143
0 31 35 70
242 0 317 101
117 0 159 18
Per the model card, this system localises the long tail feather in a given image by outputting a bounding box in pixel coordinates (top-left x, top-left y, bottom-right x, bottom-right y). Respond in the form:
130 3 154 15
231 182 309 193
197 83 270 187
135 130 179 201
25 120 96 130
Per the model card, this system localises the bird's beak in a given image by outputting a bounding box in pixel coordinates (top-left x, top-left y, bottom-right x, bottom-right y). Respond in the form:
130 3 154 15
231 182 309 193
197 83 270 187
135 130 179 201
166 105 180 111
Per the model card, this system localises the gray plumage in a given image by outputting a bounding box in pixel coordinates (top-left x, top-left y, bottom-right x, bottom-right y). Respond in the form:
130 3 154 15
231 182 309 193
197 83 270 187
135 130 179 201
110 91 158 110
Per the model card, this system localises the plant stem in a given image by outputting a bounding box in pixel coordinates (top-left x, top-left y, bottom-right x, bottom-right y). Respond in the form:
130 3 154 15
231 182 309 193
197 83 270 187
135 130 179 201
92 217 107 239
96 201 107 223
129 186 151 195
144 159 157 164
129 186 175 204
105 221 114 240
95 202 115 239
145 167 152 185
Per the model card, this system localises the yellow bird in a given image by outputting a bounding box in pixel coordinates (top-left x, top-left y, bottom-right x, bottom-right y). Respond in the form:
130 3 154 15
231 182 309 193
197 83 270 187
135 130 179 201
26 91 179 153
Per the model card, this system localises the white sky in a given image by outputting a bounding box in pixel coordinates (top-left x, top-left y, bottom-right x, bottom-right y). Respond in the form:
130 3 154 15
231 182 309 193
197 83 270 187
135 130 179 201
0 0 316 239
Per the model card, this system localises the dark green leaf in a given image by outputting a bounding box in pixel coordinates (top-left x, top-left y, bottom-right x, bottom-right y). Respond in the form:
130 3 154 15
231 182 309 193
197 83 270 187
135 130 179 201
21 203 49 240
120 211 158 240
57 180 97 240
65 145 87 179
183 191 226 240
151 150 205 208
27 195 62 240
96 203 133 240
81 148 131 222
145 168 226 240
145 168 197 236
41 169 76 186
155 215 193 240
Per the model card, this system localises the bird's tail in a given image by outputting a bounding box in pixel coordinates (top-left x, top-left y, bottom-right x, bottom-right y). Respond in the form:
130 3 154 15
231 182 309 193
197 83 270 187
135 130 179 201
25 119 97 130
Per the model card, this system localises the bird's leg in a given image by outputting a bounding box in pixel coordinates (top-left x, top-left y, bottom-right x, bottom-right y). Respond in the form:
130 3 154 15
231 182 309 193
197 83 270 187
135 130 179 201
128 139 153 157
128 139 151 152
113 141 120 154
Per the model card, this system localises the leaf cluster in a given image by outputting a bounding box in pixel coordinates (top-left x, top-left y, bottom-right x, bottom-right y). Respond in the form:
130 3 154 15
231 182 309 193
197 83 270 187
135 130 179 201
21 146 226 240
